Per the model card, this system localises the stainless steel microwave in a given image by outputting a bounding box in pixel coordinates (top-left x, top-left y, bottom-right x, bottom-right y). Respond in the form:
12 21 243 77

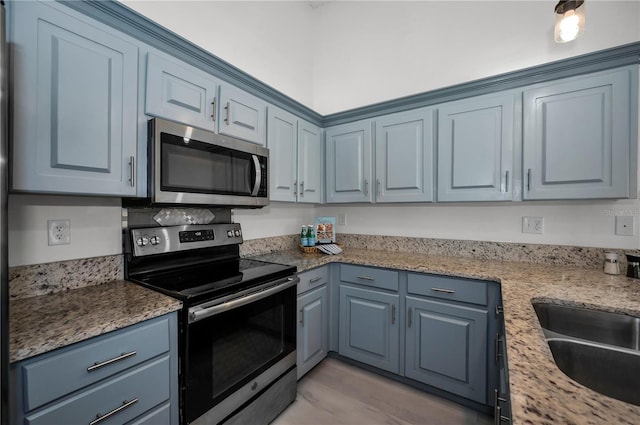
139 118 269 207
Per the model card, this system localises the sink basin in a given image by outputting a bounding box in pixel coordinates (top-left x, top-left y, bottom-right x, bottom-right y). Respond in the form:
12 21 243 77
533 302 640 406
533 302 640 350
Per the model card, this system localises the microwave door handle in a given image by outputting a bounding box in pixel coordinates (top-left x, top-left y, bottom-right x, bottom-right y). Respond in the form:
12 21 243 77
251 155 261 196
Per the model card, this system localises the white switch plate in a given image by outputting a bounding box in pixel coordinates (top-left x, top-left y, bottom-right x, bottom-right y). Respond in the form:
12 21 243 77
337 213 347 226
522 216 544 234
48 219 71 245
615 216 634 236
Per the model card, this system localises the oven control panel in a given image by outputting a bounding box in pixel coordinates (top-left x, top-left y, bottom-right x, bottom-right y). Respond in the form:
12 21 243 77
130 223 243 257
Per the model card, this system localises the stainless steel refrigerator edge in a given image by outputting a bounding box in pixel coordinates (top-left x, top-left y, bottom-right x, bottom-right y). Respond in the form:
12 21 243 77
0 1 8 424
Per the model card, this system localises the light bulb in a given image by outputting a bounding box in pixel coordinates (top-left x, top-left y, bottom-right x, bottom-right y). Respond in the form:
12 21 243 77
559 11 580 42
554 1 585 43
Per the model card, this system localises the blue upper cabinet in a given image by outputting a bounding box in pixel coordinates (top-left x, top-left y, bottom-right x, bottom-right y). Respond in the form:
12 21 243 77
218 84 267 145
10 1 139 196
267 108 322 203
297 120 323 203
375 108 435 203
523 67 637 200
438 93 515 202
325 120 373 203
267 107 298 202
145 52 219 132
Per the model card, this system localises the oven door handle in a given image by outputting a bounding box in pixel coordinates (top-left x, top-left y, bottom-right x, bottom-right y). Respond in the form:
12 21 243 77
250 154 262 196
188 276 299 323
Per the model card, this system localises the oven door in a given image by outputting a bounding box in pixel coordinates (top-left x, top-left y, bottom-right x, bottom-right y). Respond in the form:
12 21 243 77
185 277 297 424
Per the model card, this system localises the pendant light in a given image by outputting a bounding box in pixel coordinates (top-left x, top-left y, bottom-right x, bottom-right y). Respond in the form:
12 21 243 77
554 1 585 43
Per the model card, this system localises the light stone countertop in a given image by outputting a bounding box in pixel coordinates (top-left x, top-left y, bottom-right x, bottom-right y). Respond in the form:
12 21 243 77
251 248 640 425
9 280 182 363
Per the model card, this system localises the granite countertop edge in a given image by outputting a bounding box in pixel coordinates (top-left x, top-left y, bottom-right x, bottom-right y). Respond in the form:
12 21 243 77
251 248 640 425
9 280 182 364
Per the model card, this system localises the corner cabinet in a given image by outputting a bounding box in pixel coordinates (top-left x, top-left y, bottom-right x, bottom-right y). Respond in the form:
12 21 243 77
145 52 219 132
268 107 322 203
325 120 373 203
375 108 435 203
297 267 330 379
437 93 515 202
9 1 139 196
338 265 400 373
10 313 179 425
523 67 637 200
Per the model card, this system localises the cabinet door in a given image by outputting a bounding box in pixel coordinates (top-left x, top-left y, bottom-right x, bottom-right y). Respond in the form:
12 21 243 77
405 296 488 403
298 120 323 204
10 1 138 196
339 285 399 373
218 84 267 145
438 93 515 202
325 120 373 203
375 108 435 202
267 107 298 202
297 286 329 379
523 68 635 200
145 52 218 131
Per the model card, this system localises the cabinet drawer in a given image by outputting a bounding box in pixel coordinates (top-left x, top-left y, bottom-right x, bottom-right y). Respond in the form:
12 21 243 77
25 356 170 425
407 273 488 306
21 316 170 411
340 264 399 291
297 266 329 294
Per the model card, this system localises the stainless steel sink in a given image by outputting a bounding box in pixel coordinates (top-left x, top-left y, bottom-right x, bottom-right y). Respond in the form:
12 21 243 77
532 302 640 406
533 302 640 350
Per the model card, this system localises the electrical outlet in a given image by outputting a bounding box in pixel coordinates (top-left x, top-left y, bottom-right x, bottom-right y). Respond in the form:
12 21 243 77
337 213 347 226
615 216 634 236
522 216 544 234
48 219 71 246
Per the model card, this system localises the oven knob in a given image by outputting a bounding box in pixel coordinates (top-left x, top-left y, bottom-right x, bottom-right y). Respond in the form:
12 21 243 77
136 237 149 247
150 236 160 245
227 230 234 238
234 229 241 237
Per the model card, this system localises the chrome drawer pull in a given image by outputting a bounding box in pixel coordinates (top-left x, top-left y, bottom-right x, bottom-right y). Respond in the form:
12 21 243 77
211 98 217 121
431 287 455 294
309 276 323 283
87 351 137 372
129 156 135 187
89 398 138 425
225 101 231 124
356 275 375 281
495 333 504 363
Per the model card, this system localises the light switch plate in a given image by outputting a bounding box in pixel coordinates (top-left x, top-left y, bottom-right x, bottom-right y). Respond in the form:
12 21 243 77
615 216 634 236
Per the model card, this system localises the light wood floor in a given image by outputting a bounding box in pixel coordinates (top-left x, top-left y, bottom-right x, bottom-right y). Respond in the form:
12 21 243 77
272 358 493 425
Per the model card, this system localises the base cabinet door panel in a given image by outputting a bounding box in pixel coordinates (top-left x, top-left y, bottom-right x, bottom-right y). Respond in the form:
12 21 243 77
339 285 399 374
405 296 488 403
523 67 636 200
297 286 329 379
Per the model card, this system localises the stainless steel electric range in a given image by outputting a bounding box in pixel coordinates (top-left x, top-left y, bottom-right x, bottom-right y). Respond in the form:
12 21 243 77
124 223 298 425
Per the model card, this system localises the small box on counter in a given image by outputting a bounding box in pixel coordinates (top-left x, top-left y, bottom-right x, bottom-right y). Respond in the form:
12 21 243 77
315 216 336 243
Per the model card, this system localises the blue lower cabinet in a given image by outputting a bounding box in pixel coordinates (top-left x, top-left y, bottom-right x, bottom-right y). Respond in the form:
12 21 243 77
338 285 400 374
297 285 329 379
11 313 179 425
405 296 488 403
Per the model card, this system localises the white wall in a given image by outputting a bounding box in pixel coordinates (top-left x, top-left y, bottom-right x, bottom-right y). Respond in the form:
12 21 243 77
120 0 316 108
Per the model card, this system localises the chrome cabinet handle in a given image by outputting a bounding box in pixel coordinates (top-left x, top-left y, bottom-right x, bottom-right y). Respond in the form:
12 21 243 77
431 287 455 294
493 389 510 424
364 179 368 196
211 98 217 122
391 304 396 324
309 276 323 283
496 305 504 315
129 156 135 187
300 308 304 326
527 168 531 191
408 307 412 328
87 351 137 372
293 181 298 195
356 275 375 281
504 170 509 193
225 101 230 124
300 181 304 197
377 179 381 196
89 398 138 425
495 333 505 363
